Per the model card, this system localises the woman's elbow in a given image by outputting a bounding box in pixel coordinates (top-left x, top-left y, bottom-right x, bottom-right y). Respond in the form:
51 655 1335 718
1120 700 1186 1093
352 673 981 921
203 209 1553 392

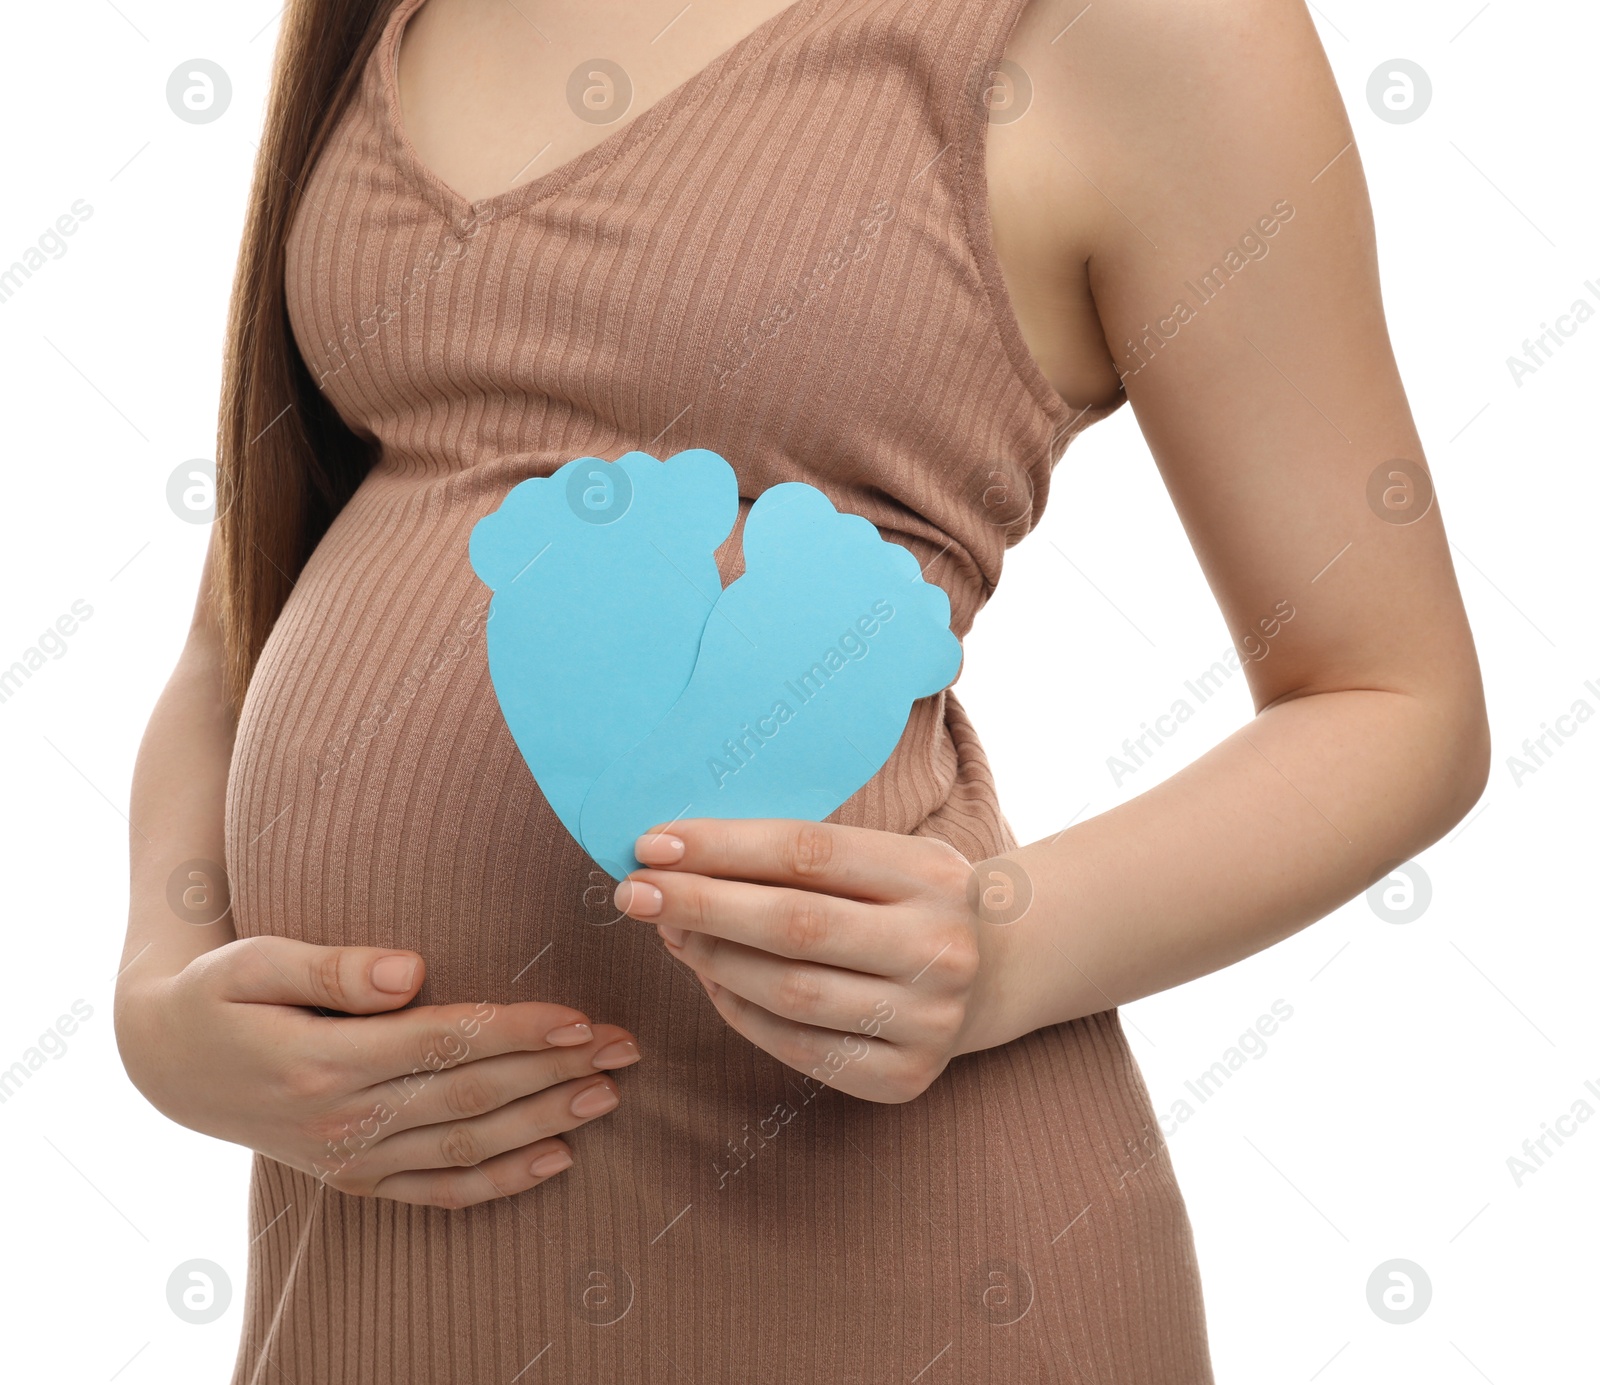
1430 686 1492 831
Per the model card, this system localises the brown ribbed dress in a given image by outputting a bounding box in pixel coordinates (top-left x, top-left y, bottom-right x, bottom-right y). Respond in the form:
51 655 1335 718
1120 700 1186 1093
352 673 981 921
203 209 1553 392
224 0 1215 1379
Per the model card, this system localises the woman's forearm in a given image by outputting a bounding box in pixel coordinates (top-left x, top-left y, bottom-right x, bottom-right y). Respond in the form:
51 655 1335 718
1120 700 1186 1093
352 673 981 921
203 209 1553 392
114 564 239 1027
962 685 1490 1052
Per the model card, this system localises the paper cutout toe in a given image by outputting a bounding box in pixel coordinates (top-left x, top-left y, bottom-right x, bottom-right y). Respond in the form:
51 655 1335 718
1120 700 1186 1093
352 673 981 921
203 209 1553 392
469 449 738 843
576 482 964 878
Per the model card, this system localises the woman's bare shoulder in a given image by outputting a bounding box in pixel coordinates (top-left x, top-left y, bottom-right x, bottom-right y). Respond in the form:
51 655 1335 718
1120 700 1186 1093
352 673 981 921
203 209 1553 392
1004 0 1348 232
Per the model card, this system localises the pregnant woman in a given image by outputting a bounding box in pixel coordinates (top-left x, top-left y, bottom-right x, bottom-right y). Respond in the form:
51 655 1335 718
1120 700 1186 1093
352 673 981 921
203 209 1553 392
114 0 1488 1380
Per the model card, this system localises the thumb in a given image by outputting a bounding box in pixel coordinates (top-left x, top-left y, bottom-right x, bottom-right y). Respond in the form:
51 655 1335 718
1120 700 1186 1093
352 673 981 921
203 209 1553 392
209 936 424 1013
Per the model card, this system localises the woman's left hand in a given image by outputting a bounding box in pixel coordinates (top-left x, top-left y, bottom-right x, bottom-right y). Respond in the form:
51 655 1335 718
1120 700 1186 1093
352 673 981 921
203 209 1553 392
611 820 993 1103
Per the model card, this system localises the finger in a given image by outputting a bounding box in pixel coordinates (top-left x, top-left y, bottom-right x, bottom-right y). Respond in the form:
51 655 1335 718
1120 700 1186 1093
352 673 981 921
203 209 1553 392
357 1025 640 1137
206 935 428 1013
662 929 897 1035
636 819 937 901
697 979 909 1101
333 1073 623 1187
328 1000 626 1087
617 869 908 973
368 1136 578 1209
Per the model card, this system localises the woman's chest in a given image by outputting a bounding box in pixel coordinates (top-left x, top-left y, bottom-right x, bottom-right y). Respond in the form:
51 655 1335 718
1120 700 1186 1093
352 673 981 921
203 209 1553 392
378 0 1123 419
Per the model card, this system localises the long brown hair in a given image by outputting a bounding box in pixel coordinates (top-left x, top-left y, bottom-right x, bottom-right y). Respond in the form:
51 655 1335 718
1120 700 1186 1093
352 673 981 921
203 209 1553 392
213 0 393 714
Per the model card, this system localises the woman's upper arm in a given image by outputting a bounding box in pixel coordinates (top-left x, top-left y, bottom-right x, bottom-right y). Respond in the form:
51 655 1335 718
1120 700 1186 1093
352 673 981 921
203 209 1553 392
1048 0 1484 721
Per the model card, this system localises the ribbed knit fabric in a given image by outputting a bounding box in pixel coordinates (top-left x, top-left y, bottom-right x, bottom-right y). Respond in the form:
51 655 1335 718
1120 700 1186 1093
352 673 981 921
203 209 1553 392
224 0 1215 1379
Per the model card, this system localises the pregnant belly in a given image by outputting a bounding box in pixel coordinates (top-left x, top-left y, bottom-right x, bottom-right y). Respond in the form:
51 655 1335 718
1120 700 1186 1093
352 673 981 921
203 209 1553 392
217 480 1216 1384
222 478 627 1011
223 468 975 1013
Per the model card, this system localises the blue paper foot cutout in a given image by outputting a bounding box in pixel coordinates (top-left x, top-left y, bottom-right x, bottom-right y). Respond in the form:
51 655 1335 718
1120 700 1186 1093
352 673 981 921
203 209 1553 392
577 482 964 878
469 449 738 843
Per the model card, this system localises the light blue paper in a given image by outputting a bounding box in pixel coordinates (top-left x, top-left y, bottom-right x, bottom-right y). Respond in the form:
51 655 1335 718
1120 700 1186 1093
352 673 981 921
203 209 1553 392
576 482 963 878
469 449 738 843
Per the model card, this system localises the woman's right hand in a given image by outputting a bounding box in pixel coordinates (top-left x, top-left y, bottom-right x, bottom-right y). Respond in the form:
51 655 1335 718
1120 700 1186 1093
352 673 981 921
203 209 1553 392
115 935 639 1209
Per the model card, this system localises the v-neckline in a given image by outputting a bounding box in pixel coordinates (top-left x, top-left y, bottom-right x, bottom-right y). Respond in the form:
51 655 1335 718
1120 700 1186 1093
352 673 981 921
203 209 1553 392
380 0 812 224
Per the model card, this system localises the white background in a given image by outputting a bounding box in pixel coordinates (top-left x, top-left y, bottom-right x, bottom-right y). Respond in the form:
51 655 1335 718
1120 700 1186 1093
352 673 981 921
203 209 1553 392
0 1 1593 1381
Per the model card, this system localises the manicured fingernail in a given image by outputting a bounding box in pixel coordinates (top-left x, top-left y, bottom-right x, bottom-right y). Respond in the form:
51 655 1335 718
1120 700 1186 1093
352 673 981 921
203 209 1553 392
635 832 685 865
657 924 687 949
530 1149 573 1178
371 956 418 993
544 1022 593 1046
591 1039 640 1069
570 1083 620 1118
614 879 663 918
